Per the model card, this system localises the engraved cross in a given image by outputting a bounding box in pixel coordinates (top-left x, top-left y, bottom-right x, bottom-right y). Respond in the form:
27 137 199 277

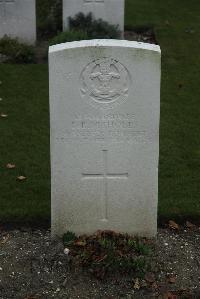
82 150 128 221
0 0 15 18
84 0 104 3
83 0 104 6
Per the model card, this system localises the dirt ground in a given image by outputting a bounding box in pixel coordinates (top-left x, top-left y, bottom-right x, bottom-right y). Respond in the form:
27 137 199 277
0 226 199 299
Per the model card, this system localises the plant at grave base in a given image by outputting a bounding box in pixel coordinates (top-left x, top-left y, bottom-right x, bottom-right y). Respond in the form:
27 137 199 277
0 36 35 63
49 30 89 46
98 237 116 250
127 238 136 247
62 230 154 279
133 256 148 278
63 231 77 247
133 238 153 256
68 12 121 39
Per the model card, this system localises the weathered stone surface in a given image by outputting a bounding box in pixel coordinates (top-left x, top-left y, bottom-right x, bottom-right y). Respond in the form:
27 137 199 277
63 0 124 32
0 0 36 44
49 39 161 237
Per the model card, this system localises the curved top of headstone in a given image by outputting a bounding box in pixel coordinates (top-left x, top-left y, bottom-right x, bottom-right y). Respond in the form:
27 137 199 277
49 39 161 54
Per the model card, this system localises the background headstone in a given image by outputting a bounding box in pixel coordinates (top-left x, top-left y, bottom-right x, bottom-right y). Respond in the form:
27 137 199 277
49 39 161 238
0 0 36 44
63 0 124 32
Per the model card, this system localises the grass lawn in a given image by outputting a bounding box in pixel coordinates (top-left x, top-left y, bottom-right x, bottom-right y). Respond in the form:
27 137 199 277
0 65 50 225
126 0 200 222
0 0 200 225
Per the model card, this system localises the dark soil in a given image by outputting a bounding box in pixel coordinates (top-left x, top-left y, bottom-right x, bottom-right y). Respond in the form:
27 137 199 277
124 28 157 44
0 226 199 299
34 28 157 64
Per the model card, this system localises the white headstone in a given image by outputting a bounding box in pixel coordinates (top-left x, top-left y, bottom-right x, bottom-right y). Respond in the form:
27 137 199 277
49 39 161 238
63 0 124 32
0 0 36 44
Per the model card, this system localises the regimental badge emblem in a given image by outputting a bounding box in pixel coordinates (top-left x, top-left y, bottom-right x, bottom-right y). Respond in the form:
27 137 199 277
80 58 131 109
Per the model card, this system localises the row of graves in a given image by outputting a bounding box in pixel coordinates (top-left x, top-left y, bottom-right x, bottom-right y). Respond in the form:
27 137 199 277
0 0 124 44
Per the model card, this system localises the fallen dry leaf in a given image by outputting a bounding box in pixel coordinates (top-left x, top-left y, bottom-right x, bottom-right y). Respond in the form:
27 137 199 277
0 234 10 245
169 220 179 230
94 254 107 263
163 291 177 299
6 163 16 169
145 272 156 283
74 240 86 247
151 282 158 290
1 113 8 118
133 278 140 290
186 221 196 229
140 280 148 288
96 230 119 238
17 176 27 181
168 275 177 284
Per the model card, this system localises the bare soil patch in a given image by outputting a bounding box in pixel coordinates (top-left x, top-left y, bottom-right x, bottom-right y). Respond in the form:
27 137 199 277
124 28 157 44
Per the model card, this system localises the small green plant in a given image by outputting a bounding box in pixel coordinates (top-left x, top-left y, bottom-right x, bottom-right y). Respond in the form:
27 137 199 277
0 36 35 63
127 238 136 247
49 30 88 46
69 12 94 31
49 12 121 47
63 230 154 279
99 238 116 250
68 12 121 39
134 239 152 256
63 231 77 246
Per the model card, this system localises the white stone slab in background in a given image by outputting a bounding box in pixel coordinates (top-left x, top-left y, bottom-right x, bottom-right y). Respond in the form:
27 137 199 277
63 0 124 32
49 39 161 238
0 0 36 44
